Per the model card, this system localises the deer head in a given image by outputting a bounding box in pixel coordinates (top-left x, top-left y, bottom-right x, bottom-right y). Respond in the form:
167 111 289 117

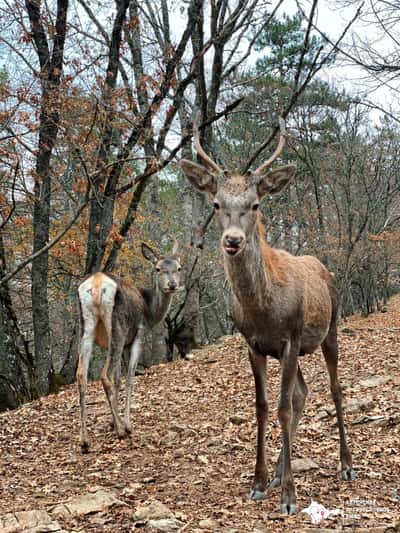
141 241 182 292
179 116 296 257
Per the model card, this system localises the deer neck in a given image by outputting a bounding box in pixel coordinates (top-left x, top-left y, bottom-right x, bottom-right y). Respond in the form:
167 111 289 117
146 284 173 328
224 232 272 309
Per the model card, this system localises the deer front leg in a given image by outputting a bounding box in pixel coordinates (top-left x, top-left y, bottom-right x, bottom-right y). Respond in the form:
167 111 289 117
278 339 299 515
124 325 145 434
248 348 268 501
270 366 308 488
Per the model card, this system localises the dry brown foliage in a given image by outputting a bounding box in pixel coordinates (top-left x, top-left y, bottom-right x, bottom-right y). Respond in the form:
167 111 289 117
0 298 400 531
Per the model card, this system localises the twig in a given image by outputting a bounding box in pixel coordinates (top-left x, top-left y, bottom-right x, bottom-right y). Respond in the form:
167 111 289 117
0 186 91 287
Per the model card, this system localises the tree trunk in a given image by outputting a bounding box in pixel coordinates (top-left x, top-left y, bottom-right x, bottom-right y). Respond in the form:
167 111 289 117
0 233 34 409
26 0 69 395
183 188 204 348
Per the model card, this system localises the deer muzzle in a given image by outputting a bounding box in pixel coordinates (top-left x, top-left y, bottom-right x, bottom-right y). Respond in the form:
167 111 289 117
222 230 245 256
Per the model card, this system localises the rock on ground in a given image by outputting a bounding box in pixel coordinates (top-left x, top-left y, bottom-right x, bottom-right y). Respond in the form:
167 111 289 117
0 509 66 533
51 488 124 518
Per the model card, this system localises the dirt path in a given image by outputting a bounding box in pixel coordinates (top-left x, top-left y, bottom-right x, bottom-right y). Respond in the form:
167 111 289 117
1 299 399 531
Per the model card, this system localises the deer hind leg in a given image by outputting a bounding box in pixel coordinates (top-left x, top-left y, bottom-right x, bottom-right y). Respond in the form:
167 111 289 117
77 319 96 453
322 331 355 481
101 326 126 439
124 324 145 434
101 356 115 430
248 348 268 501
278 339 299 515
270 365 308 489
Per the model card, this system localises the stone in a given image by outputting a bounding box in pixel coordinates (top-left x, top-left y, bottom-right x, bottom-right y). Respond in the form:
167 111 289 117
0 510 66 532
121 483 143 497
199 518 219 529
351 415 386 426
359 376 391 388
147 518 184 531
301 530 342 532
132 500 174 521
341 327 356 336
164 430 179 443
315 409 335 420
345 397 374 414
51 488 124 517
169 423 185 433
229 414 247 425
0 513 19 530
292 458 319 472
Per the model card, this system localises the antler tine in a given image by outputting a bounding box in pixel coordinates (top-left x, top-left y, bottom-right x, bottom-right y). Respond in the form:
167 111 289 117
193 112 223 175
254 117 288 175
171 238 179 256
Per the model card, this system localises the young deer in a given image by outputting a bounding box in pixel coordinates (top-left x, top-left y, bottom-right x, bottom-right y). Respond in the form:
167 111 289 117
180 118 355 514
77 242 181 452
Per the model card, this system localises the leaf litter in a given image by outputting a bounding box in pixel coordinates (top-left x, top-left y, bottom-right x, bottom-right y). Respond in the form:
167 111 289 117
0 298 400 531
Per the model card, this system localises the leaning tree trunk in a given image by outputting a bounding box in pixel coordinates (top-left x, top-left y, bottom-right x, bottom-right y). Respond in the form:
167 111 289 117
0 291 22 410
0 233 34 409
84 0 130 274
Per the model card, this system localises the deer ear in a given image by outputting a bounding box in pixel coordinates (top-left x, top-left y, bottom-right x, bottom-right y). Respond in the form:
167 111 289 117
141 243 158 264
256 164 296 198
179 159 218 195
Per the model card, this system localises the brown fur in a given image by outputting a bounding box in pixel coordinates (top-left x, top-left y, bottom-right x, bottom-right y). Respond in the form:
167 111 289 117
95 321 108 349
77 245 181 451
223 173 250 194
257 218 288 286
180 156 355 515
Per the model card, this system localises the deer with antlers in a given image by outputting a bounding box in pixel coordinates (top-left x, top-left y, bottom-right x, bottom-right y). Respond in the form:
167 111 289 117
77 242 182 452
179 116 355 514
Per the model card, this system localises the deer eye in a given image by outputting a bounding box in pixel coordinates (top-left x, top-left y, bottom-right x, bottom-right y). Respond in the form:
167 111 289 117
177 266 181 272
252 203 260 211
156 267 161 272
213 201 220 210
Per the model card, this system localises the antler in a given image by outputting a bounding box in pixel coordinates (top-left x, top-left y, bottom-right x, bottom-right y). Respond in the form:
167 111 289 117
193 112 223 175
171 238 179 256
254 117 288 175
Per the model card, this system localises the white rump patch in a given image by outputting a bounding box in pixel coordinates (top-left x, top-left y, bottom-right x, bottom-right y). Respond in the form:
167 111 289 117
78 273 118 326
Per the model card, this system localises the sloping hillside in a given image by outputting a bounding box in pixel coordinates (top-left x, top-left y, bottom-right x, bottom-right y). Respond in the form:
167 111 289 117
1 299 400 532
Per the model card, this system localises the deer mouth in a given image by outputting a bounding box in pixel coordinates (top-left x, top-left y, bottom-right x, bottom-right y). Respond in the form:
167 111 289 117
163 286 180 293
223 244 243 256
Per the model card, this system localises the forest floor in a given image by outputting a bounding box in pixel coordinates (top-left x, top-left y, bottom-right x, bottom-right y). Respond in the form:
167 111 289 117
1 299 400 532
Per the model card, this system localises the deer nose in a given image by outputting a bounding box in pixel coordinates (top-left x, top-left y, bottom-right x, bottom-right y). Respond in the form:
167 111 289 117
224 236 243 248
168 281 177 290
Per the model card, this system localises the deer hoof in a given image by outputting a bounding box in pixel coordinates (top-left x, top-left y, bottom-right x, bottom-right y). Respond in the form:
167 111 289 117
280 502 297 515
269 476 281 488
117 428 127 439
80 441 90 454
249 489 266 501
281 487 296 514
342 467 356 481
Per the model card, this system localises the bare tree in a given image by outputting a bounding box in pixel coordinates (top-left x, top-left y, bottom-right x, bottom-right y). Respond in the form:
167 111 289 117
25 0 69 394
